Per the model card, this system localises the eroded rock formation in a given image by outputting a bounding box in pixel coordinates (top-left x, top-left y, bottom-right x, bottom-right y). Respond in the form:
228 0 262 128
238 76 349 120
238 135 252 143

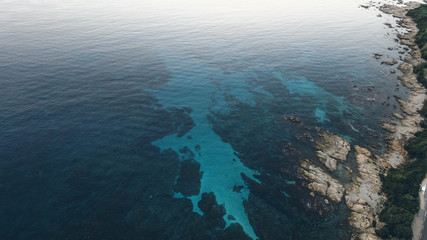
299 159 345 203
314 129 350 171
345 146 390 240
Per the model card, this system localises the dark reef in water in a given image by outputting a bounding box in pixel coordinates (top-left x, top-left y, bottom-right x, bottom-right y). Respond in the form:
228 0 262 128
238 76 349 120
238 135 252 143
208 88 352 239
174 159 202 197
0 79 252 239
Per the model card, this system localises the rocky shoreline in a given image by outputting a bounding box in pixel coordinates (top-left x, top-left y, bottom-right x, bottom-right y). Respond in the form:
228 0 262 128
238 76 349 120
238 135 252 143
299 130 390 240
299 2 426 240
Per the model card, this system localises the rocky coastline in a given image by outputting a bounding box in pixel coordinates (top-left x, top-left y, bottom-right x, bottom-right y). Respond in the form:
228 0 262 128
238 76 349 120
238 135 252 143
299 130 390 240
298 2 426 239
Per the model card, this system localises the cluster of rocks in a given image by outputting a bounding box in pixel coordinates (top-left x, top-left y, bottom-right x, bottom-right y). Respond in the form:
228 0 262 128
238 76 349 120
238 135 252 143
380 59 398 66
380 3 427 239
380 2 426 168
299 159 345 203
314 129 350 171
283 115 302 124
299 131 389 240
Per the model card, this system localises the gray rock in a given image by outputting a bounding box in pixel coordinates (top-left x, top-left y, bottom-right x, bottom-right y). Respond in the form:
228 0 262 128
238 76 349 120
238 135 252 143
283 115 302 123
316 150 338 172
314 129 350 171
381 59 398 65
299 160 345 203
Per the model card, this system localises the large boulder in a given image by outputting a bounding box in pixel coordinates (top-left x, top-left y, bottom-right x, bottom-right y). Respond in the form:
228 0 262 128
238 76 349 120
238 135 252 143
299 160 345 203
314 129 350 171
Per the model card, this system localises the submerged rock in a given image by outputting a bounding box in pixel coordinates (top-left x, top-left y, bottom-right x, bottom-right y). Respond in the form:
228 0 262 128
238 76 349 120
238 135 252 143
373 53 383 59
283 115 302 124
381 59 398 65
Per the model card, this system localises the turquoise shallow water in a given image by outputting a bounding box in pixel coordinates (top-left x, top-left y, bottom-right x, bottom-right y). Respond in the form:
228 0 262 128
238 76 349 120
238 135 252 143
0 0 413 239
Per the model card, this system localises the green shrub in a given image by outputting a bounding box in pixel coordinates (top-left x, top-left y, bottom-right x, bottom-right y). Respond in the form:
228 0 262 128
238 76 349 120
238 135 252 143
408 5 427 49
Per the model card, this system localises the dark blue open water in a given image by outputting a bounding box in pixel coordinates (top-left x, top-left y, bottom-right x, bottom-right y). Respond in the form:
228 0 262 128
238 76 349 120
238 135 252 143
0 0 413 239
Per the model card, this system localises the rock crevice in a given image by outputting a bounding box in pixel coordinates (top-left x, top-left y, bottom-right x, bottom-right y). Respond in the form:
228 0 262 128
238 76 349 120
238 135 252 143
299 159 345 203
314 129 350 171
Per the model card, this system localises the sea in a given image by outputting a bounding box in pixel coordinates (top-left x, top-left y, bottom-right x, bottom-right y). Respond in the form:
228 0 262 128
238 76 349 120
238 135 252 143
0 0 415 239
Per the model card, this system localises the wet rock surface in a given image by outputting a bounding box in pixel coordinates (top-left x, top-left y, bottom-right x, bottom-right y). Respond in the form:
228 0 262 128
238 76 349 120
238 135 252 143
301 143 389 240
381 59 398 66
345 146 390 240
283 115 302 124
299 160 345 203
314 129 350 171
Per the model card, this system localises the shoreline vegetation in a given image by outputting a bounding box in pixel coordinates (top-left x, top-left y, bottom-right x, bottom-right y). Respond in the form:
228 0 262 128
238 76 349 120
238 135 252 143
378 3 427 240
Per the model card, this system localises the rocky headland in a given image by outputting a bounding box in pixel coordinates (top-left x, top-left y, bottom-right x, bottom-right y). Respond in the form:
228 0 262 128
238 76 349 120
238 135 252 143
299 2 426 239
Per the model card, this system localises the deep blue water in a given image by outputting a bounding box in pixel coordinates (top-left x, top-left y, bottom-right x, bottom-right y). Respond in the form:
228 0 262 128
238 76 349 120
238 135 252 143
0 0 413 239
